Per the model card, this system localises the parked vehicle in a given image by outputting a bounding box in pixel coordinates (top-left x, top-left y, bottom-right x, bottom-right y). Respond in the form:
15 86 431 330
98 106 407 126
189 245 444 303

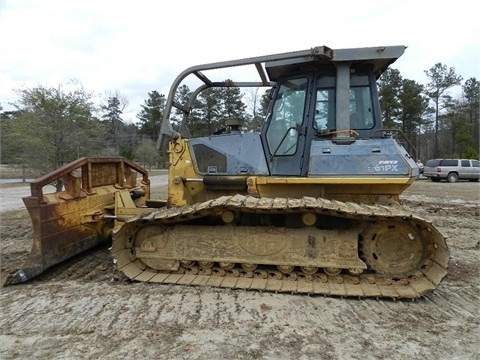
423 159 480 182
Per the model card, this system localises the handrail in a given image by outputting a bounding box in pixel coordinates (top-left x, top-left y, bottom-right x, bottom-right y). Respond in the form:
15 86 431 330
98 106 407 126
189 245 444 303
29 157 149 200
156 45 405 149
372 129 417 160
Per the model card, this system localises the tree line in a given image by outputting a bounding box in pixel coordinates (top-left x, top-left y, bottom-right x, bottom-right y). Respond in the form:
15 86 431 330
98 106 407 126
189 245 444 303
0 81 267 176
1 63 478 178
378 64 479 162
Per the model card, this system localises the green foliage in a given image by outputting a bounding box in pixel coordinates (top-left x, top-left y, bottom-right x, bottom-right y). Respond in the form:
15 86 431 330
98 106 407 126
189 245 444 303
134 138 158 170
461 147 479 159
100 96 125 155
1 110 25 163
379 64 473 160
424 63 463 101
378 72 431 159
424 63 463 157
5 84 105 175
186 80 247 136
137 90 165 140
190 88 222 136
119 122 141 160
419 76 479 161
378 68 403 128
173 84 192 131
219 83 246 119
398 79 429 140
462 78 480 153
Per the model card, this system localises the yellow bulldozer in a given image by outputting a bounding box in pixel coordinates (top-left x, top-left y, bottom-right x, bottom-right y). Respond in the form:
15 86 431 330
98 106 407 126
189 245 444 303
5 45 449 298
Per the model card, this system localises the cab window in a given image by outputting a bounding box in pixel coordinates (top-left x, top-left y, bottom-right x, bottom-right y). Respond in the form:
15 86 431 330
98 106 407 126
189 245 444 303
314 76 335 132
313 73 375 132
349 75 374 129
266 77 308 155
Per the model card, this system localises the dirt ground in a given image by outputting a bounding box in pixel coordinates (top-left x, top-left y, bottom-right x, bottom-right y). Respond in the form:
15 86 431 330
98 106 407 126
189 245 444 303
0 179 479 360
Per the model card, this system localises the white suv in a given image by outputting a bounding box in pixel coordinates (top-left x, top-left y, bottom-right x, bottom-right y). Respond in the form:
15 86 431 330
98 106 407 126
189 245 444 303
423 159 480 182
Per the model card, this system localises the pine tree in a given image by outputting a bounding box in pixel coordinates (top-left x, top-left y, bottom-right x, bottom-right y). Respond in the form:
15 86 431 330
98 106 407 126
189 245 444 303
424 63 463 157
219 82 246 119
101 96 124 155
190 88 222 136
378 68 403 128
462 78 480 155
398 80 429 140
174 84 192 134
137 90 165 140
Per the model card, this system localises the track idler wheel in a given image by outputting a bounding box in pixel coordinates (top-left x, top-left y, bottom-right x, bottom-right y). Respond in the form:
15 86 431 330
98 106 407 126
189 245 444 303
219 262 235 271
360 220 426 276
277 265 294 274
323 267 342 276
300 266 318 275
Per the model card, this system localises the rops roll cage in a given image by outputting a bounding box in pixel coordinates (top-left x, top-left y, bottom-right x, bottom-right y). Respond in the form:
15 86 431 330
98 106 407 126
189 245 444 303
156 45 405 149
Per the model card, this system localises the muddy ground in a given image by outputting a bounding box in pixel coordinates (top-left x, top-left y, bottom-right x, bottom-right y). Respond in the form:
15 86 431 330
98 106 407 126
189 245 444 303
1 179 479 359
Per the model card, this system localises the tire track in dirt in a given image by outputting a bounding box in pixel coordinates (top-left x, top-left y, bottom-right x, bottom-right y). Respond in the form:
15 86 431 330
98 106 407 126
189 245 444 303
1 280 479 360
431 287 479 318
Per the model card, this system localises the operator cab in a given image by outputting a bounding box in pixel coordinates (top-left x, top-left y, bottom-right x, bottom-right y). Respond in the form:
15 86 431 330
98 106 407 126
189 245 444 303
263 64 381 142
158 45 415 178
261 58 383 175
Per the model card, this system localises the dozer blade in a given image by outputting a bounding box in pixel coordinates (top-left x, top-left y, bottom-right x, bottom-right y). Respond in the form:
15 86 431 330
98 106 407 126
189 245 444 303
4 157 150 285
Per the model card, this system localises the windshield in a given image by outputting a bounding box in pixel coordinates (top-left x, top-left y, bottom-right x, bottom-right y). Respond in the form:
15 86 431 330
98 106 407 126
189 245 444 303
266 77 308 155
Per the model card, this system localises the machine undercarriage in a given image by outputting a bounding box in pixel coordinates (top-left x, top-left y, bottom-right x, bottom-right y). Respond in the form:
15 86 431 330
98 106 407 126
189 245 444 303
112 195 448 298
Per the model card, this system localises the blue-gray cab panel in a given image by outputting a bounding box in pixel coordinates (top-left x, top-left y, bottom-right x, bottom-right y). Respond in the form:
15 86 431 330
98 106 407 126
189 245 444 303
308 138 417 177
189 133 269 175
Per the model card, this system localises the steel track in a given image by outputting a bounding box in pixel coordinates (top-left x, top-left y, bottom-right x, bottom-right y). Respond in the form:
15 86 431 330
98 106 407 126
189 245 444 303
112 195 449 299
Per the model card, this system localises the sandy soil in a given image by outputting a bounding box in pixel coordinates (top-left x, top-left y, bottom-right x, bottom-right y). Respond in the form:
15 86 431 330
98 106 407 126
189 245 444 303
1 179 479 360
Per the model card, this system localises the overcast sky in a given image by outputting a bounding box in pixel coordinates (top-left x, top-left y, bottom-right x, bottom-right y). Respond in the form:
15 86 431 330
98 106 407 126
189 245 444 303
1 0 479 123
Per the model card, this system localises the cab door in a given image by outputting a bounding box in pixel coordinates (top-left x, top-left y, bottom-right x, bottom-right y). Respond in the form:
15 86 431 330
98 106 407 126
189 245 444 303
262 77 310 176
